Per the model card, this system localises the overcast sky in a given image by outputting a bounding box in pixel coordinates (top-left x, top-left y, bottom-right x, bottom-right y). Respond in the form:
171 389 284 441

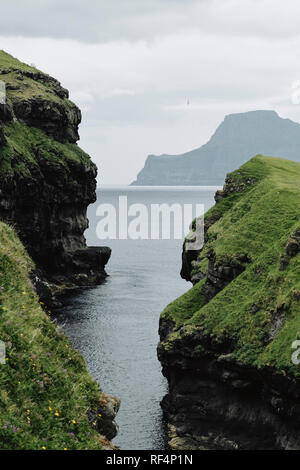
1 0 300 184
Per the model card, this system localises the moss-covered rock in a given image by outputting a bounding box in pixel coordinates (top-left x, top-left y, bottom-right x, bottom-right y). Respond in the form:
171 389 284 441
0 51 110 300
158 155 300 449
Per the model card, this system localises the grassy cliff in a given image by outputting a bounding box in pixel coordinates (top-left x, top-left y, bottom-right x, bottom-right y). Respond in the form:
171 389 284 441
161 155 300 376
0 51 110 291
0 222 117 450
0 51 117 450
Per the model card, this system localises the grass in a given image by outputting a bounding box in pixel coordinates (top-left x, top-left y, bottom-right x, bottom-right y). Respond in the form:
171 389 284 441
0 222 109 450
0 51 95 182
0 50 39 73
0 50 73 107
161 155 300 376
0 121 95 179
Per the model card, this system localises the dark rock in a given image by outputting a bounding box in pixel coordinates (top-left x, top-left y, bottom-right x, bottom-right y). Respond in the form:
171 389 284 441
180 242 198 282
6 84 20 91
202 251 249 301
286 238 300 257
88 394 120 441
181 214 221 284
0 101 14 122
0 124 6 146
263 306 286 345
11 97 81 143
215 176 256 204
30 270 62 309
214 190 225 203
68 247 112 284
158 324 300 449
159 318 176 342
250 304 260 315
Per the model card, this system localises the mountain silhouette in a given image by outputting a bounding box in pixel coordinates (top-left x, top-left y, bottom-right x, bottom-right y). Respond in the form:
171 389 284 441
131 110 300 185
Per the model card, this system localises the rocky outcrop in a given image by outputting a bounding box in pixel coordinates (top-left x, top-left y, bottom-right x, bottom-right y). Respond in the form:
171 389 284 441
158 156 300 450
181 174 254 284
0 67 80 143
0 52 111 303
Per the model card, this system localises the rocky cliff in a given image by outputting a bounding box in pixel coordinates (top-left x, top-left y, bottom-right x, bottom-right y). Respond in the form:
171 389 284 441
0 51 119 450
0 51 110 303
132 110 300 186
158 155 300 450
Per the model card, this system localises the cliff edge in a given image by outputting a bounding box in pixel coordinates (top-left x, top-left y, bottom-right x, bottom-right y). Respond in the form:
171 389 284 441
158 155 300 449
0 52 118 450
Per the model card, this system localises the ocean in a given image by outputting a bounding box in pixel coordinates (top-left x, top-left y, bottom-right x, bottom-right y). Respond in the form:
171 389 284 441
56 186 217 450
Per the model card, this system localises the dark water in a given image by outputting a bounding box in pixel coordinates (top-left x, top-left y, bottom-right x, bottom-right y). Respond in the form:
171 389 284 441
56 187 217 450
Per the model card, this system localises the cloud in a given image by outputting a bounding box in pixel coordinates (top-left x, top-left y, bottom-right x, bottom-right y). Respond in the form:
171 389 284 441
107 89 136 98
1 1 300 183
1 0 300 43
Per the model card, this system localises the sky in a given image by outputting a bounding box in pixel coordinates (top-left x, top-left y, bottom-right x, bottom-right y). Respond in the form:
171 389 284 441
1 0 300 184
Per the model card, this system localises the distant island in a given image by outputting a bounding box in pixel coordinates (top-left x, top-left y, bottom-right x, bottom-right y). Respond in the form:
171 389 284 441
131 110 300 186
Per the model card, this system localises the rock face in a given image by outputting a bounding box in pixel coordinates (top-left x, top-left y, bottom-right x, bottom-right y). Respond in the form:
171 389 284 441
0 51 110 302
89 394 120 443
158 156 300 450
132 110 300 186
158 344 300 450
0 221 118 450
0 65 80 143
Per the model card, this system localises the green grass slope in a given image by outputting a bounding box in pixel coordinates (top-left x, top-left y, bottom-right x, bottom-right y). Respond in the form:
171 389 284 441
0 222 110 450
0 50 72 106
162 155 300 376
